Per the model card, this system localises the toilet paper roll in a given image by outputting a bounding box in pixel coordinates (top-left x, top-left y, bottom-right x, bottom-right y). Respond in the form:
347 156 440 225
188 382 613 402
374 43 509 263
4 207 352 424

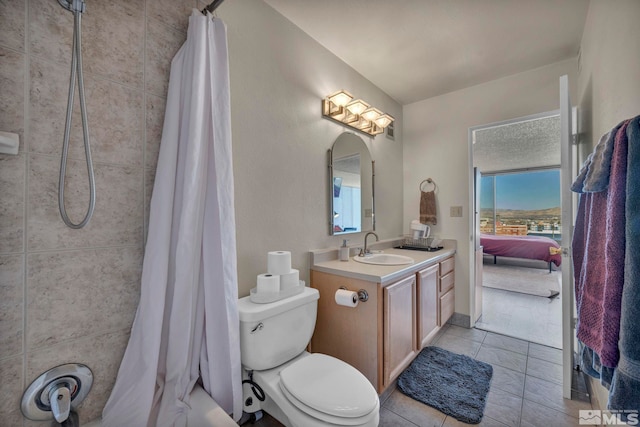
257 273 280 293
335 289 359 308
268 251 292 275
280 269 300 290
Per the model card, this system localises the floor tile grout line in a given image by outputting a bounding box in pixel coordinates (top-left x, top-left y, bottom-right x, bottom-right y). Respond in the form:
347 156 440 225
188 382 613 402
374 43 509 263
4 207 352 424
520 394 583 422
518 353 530 427
526 353 563 366
382 406 422 427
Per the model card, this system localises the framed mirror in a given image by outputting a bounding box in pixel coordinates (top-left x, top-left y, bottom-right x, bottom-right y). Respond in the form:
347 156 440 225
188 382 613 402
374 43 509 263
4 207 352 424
329 132 375 235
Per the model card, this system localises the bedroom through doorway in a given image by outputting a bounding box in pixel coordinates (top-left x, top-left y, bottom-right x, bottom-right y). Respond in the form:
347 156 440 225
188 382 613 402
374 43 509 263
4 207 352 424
472 113 563 349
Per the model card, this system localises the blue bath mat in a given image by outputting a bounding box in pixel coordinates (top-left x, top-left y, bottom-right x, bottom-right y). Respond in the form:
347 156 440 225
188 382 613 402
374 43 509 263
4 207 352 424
397 346 493 424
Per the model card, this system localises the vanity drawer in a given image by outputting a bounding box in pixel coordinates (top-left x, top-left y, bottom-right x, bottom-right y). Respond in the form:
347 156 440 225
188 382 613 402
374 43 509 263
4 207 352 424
440 256 455 276
440 271 454 294
439 289 455 326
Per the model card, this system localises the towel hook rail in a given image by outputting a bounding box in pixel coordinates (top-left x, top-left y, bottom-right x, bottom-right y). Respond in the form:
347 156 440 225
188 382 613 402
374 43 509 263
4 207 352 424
420 178 437 192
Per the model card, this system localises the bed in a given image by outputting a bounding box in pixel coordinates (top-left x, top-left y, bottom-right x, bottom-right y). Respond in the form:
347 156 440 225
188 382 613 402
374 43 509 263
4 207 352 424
480 234 562 271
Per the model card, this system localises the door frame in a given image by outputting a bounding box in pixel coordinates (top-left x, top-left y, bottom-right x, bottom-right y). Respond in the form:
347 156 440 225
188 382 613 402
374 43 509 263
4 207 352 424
559 74 577 399
467 109 561 326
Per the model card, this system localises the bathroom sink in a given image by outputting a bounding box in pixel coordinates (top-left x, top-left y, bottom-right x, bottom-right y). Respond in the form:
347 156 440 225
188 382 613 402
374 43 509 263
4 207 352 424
353 253 415 266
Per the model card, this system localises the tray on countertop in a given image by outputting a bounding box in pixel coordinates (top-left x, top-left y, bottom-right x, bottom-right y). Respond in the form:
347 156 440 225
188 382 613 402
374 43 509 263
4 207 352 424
394 245 444 252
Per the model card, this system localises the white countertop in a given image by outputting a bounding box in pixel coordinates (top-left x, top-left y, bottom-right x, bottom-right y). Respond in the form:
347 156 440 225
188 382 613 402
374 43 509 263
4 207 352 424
311 239 456 286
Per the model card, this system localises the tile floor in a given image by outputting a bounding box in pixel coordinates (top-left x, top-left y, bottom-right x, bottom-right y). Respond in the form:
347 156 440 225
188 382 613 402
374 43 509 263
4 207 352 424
248 325 591 427
475 260 563 349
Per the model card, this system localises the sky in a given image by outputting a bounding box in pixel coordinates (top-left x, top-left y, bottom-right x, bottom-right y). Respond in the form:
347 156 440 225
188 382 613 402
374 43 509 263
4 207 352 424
480 169 561 211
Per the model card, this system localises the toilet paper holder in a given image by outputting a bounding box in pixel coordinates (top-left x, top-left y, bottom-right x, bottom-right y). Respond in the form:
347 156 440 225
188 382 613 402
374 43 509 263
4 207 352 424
338 286 368 302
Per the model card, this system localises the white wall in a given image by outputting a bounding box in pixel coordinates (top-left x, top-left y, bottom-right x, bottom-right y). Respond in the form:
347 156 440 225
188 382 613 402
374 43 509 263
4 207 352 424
577 0 640 160
576 0 640 409
403 59 577 317
217 0 404 296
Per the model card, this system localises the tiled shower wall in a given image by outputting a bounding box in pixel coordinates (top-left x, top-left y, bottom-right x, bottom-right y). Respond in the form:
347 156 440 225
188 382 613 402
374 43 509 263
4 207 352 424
0 0 200 424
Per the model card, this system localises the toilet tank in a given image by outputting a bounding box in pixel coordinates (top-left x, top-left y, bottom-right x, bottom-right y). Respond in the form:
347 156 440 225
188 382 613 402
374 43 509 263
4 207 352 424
238 287 319 371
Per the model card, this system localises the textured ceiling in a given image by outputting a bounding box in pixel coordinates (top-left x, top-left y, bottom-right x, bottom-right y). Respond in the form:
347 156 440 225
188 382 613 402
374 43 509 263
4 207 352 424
264 0 590 104
473 115 561 173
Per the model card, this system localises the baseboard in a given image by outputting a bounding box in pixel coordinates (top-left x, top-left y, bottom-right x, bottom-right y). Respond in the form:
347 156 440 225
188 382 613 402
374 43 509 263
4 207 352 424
586 375 609 412
447 312 471 328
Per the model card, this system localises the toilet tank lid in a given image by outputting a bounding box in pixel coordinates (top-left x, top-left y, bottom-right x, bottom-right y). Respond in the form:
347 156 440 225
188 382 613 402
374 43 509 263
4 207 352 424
238 287 319 322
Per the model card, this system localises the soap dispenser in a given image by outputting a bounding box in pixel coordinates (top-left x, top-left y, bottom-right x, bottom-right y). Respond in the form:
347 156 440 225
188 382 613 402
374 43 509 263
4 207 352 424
339 239 350 261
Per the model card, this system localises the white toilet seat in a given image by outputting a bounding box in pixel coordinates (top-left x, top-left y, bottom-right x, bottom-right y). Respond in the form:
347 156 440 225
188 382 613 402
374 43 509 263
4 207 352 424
280 382 379 426
279 353 379 424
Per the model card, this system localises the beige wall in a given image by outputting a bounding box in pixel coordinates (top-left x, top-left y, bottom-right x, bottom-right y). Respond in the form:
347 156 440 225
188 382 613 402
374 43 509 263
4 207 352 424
403 59 577 318
576 0 640 409
0 0 198 424
577 0 640 160
216 0 404 297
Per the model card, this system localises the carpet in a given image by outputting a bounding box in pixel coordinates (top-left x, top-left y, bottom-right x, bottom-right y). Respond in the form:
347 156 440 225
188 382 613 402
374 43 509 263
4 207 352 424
482 263 561 298
397 346 493 424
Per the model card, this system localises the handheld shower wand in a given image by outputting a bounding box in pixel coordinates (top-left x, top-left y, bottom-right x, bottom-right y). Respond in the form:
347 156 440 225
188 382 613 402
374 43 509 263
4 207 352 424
58 0 95 229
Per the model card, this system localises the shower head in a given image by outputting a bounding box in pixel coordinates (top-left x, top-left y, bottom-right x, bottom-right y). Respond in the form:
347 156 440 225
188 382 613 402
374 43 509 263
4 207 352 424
58 0 85 14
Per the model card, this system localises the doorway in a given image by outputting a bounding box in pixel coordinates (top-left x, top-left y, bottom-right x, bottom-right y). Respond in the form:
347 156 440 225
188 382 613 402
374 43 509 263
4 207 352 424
470 112 563 349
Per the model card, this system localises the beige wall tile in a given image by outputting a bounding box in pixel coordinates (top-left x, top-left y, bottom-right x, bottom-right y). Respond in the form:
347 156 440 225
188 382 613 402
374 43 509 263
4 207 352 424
82 1 144 88
27 246 141 349
145 93 166 170
0 46 25 142
0 355 24 427
0 0 26 52
147 0 194 33
29 58 144 167
83 77 144 166
27 331 130 424
0 254 24 359
29 0 72 67
28 57 69 156
30 0 145 86
0 153 25 253
146 17 186 97
28 154 143 251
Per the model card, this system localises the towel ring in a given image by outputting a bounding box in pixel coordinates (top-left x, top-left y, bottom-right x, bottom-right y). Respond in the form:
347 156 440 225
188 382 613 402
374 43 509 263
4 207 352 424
420 178 437 192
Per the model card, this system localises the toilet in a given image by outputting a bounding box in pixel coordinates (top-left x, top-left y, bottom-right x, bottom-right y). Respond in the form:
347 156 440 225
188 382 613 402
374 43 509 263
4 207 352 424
238 287 379 427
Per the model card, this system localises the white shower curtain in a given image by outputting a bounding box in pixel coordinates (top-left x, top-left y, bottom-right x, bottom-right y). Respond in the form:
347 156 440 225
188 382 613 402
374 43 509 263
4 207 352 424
102 10 241 427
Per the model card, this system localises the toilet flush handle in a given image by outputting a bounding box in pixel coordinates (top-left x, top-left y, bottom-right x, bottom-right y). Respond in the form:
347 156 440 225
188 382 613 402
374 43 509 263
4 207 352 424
49 384 71 422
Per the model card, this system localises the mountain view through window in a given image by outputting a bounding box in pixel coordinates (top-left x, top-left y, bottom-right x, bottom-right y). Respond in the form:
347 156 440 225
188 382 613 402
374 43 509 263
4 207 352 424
480 169 561 241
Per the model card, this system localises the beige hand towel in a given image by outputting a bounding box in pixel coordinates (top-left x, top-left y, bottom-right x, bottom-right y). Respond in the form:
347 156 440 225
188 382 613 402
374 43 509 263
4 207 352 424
420 190 437 225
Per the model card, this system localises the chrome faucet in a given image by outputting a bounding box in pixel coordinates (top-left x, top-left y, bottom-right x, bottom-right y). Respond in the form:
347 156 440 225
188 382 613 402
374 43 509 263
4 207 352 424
359 232 379 256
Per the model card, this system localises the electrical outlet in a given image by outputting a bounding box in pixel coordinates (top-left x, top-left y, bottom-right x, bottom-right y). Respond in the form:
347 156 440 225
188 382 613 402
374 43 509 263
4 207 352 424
450 206 463 217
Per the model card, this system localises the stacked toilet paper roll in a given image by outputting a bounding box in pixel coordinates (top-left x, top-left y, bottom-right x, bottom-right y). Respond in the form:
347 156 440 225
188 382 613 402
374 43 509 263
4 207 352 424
256 273 280 293
256 251 300 293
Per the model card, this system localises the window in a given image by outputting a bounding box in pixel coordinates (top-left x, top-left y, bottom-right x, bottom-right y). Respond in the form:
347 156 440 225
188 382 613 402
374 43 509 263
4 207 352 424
480 169 561 241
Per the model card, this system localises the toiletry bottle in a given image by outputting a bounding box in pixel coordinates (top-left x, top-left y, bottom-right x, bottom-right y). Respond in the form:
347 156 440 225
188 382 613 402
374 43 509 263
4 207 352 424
339 239 349 261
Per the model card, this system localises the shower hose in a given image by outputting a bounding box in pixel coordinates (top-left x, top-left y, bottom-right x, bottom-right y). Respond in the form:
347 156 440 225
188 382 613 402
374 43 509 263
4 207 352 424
59 2 96 229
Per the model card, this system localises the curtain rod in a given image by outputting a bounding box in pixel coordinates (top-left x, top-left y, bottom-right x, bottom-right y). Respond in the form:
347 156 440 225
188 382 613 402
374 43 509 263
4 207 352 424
202 0 225 15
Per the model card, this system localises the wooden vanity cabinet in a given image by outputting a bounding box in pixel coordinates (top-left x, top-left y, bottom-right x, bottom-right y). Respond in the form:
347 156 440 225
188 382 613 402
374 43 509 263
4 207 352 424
310 255 455 393
417 264 439 349
383 275 417 387
439 256 455 325
309 271 383 389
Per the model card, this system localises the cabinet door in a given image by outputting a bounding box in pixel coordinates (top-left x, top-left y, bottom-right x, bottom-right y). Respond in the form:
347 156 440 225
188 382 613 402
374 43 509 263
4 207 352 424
383 275 417 386
439 289 455 326
417 264 439 349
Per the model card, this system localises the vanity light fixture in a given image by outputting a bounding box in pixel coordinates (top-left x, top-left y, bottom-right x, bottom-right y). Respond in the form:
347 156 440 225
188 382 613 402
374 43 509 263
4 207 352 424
322 90 394 137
